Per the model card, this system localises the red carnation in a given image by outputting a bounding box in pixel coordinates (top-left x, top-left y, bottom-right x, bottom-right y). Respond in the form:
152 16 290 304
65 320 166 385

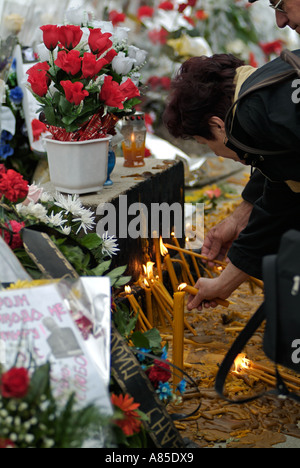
61 80 89 106
55 50 82 76
58 25 83 50
82 53 107 79
99 75 124 109
2 220 25 250
40 25 60 50
1 368 30 399
146 360 171 388
0 439 15 449
88 29 113 56
0 169 29 202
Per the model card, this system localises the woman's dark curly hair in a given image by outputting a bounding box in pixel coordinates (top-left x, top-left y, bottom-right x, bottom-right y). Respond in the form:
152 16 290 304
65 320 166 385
163 54 244 140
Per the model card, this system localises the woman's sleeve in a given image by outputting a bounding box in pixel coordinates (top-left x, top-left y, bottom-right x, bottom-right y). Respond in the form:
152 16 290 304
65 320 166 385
241 169 265 204
228 180 300 279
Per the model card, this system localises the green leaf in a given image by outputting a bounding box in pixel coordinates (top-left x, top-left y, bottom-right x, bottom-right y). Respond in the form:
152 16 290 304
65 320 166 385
79 233 102 250
131 331 150 349
91 259 112 276
143 328 162 350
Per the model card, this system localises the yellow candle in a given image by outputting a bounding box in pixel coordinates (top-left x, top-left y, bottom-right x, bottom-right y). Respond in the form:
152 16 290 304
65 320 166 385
178 283 229 308
144 284 154 326
153 234 163 282
173 291 185 391
125 288 152 331
171 233 194 285
164 254 179 293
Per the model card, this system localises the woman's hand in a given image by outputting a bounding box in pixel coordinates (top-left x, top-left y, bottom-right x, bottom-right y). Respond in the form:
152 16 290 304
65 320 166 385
187 261 249 311
201 200 253 267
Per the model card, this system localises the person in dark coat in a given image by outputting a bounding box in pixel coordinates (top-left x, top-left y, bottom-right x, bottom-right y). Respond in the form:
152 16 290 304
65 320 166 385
163 49 300 310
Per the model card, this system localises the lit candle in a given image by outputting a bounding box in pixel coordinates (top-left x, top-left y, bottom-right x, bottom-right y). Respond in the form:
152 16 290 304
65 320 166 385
178 283 230 308
173 291 185 392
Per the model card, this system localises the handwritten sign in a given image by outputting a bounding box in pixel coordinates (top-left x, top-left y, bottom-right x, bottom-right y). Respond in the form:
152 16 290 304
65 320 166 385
0 279 112 414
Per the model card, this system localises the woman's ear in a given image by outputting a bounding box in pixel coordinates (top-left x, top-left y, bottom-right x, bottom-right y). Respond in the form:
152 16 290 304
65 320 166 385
208 116 225 131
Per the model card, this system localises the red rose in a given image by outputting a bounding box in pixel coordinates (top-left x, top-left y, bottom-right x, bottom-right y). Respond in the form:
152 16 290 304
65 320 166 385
2 220 25 250
99 75 124 109
88 29 113 56
120 78 140 101
160 76 171 90
0 169 29 202
158 1 174 11
55 50 82 76
26 62 50 97
40 25 60 50
31 119 47 141
148 28 168 45
61 80 89 105
1 368 30 399
109 10 126 26
103 48 117 64
146 360 171 388
81 53 107 79
58 25 83 50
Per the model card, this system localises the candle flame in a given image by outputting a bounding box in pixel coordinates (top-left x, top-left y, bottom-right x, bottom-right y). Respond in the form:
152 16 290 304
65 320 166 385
125 286 132 294
144 278 150 288
160 238 168 256
131 133 135 143
233 354 251 373
178 283 187 291
143 262 155 279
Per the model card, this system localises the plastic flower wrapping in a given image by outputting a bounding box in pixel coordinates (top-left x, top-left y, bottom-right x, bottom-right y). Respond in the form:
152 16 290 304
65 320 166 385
0 277 114 448
25 14 147 142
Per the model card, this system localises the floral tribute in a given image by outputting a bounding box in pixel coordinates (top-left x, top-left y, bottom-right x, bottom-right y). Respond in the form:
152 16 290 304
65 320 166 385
0 165 129 286
0 362 107 448
26 20 147 141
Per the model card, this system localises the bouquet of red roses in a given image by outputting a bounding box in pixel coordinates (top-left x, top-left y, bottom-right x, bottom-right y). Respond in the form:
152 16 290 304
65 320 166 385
26 21 147 141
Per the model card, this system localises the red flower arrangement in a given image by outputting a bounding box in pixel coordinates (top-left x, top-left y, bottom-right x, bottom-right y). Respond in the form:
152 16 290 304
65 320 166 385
27 21 147 141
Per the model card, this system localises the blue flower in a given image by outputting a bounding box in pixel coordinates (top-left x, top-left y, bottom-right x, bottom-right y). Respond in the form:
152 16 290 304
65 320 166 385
136 348 151 363
176 379 187 395
161 346 168 361
0 142 14 159
9 86 23 104
156 381 172 401
1 130 13 142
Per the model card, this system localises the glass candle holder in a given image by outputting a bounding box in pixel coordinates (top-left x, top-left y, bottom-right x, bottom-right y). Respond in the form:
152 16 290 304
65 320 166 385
121 113 146 167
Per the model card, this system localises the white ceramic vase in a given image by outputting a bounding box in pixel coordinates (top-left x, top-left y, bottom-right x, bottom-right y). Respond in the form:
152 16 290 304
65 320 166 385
44 135 111 194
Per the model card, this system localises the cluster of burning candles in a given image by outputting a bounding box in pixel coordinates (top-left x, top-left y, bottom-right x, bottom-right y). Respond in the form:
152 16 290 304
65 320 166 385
233 354 300 393
123 232 234 390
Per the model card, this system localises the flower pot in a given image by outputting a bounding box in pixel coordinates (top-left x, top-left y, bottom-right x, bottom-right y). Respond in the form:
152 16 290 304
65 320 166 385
44 136 111 194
